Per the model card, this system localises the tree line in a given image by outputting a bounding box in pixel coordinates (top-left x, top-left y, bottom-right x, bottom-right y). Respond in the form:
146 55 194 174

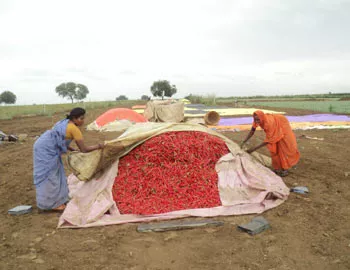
4 80 350 105
115 80 177 101
56 80 177 102
1 79 177 105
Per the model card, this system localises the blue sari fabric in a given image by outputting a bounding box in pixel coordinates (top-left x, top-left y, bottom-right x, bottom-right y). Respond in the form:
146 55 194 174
33 119 71 210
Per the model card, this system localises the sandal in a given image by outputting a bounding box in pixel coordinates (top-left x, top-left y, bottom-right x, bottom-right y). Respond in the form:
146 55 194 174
8 135 18 142
278 170 289 177
52 204 66 212
273 169 289 177
38 204 66 213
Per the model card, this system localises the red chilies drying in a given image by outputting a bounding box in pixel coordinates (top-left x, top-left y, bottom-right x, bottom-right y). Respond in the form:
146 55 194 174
112 131 230 215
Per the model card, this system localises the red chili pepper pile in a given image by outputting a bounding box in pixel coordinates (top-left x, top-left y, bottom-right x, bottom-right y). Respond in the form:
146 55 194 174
112 131 230 215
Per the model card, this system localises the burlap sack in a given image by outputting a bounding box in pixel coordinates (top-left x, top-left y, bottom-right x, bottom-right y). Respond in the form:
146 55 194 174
143 101 184 123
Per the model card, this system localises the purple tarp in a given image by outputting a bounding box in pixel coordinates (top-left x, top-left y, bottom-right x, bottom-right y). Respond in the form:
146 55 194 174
219 114 350 126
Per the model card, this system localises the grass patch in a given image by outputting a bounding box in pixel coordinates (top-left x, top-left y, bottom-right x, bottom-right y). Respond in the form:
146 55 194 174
185 94 217 106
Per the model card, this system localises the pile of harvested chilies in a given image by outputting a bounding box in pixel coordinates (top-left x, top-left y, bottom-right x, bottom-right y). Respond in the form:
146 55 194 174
112 131 230 215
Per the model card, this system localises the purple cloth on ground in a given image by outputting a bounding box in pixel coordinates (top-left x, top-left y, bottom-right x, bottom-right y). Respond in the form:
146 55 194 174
219 114 350 126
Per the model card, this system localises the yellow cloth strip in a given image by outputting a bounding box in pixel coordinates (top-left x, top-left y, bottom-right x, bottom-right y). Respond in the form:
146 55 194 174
133 109 145 114
208 121 350 130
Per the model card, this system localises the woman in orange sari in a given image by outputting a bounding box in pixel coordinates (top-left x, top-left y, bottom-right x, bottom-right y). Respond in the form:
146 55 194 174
241 110 300 177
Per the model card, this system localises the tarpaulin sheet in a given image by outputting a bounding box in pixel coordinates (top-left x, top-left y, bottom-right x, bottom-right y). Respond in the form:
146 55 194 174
59 123 289 228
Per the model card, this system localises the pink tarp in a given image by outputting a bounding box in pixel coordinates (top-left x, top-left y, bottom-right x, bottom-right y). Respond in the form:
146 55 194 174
58 153 289 228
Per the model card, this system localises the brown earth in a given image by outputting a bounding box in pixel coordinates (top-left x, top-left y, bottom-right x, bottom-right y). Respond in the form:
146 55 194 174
1 108 350 270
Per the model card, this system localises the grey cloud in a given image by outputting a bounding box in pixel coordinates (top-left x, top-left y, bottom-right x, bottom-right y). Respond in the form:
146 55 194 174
0 0 11 15
19 69 54 77
119 70 137 76
274 72 305 77
66 67 87 73
208 0 350 63
0 45 18 59
172 74 191 80
16 69 65 84
1 0 350 104
63 68 108 81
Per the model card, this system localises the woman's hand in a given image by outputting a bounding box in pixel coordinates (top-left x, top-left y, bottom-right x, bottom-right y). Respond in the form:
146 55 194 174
246 142 267 154
246 148 254 154
76 140 104 153
240 141 245 149
68 146 78 152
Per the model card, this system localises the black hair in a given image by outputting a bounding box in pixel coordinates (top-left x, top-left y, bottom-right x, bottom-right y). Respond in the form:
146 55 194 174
66 107 86 120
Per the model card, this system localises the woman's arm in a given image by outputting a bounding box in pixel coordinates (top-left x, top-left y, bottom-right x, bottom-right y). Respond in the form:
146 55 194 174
246 142 268 154
75 140 104 153
68 145 78 152
240 127 256 148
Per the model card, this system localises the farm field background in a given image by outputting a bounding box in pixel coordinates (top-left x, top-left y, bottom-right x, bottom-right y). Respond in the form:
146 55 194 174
1 106 350 270
244 100 350 114
1 95 350 120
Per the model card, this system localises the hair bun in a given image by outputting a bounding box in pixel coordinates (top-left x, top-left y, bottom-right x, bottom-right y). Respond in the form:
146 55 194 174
67 107 86 120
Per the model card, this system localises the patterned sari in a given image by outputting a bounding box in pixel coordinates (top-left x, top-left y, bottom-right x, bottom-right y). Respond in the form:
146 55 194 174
33 119 71 209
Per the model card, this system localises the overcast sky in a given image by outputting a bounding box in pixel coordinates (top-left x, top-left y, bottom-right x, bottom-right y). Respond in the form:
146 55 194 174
1 0 350 104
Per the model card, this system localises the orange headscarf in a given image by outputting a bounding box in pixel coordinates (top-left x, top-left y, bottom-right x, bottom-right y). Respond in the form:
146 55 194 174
253 110 284 153
253 110 266 129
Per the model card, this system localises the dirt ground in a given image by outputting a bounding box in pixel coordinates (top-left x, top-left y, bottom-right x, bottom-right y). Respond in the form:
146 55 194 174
1 108 350 270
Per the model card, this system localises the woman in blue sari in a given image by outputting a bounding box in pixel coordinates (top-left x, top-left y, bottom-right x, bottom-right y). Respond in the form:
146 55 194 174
33 108 104 211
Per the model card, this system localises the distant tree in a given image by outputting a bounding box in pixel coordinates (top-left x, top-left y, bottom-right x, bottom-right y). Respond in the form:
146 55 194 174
0 91 17 104
184 93 202 104
55 82 89 103
141 95 150 101
150 80 177 100
75 86 89 101
116 95 128 101
184 94 192 100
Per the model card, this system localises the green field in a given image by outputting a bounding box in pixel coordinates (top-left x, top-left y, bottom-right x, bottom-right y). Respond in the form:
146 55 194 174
1 96 350 120
186 93 350 107
245 100 350 114
0 100 143 120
